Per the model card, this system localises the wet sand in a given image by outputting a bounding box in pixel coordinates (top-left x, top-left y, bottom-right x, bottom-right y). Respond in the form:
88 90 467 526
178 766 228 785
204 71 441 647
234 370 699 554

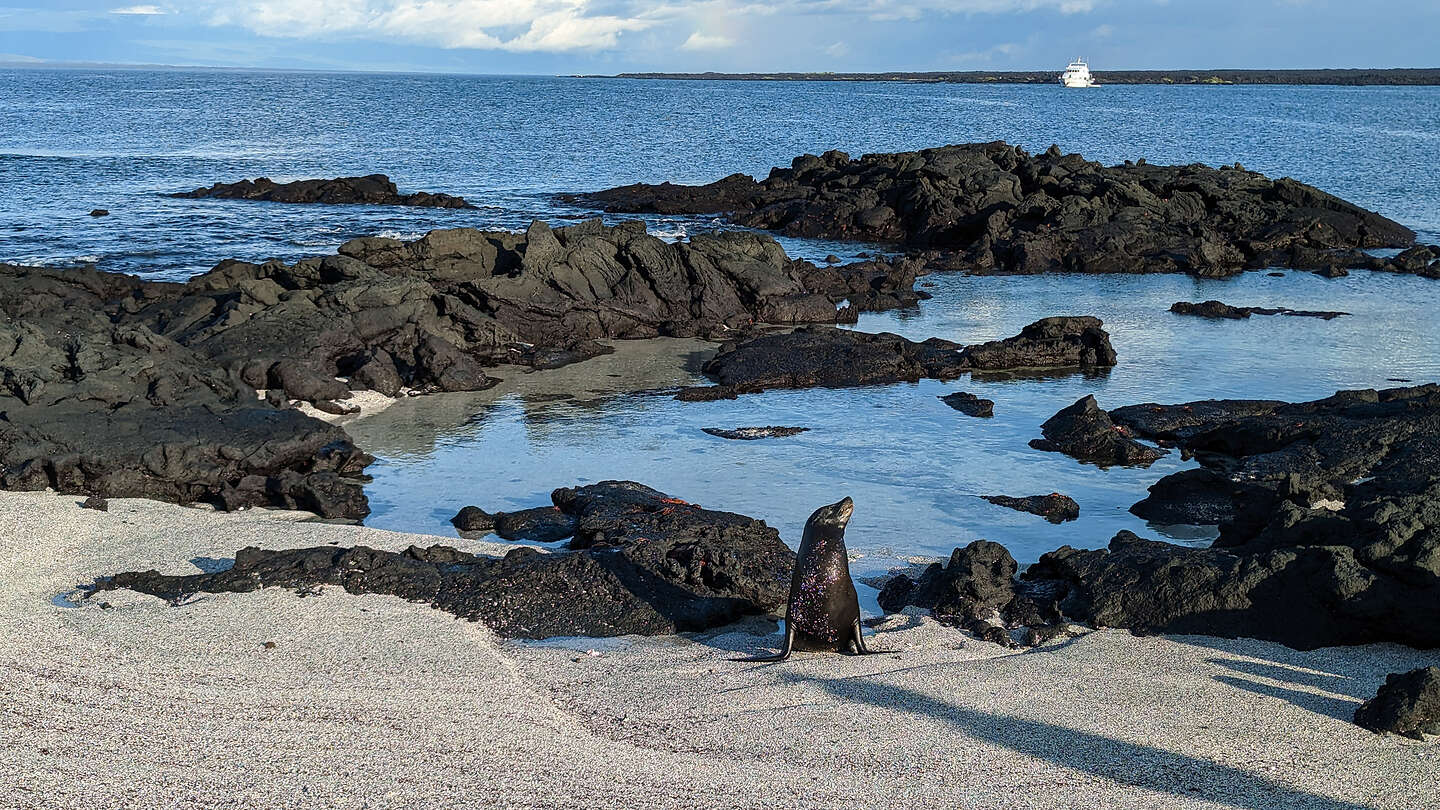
3 491 1434 810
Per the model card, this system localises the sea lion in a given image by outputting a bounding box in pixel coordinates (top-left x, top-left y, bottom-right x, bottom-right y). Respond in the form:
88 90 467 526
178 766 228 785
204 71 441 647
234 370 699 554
736 496 874 661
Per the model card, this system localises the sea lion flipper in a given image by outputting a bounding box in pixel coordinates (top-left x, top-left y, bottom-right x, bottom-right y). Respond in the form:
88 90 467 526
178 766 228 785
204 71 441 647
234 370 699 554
848 619 879 655
732 619 794 663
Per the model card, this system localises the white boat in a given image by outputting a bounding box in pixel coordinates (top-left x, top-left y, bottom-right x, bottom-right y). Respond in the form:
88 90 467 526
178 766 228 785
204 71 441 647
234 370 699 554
1060 58 1098 88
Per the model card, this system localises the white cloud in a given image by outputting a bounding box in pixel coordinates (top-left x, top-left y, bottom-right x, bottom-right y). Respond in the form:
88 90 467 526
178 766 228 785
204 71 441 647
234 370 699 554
111 5 167 13
162 0 1098 54
199 1 652 52
679 30 733 49
823 40 848 57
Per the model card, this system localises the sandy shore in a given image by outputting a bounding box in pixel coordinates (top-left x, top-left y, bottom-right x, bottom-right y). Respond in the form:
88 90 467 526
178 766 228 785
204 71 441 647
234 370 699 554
2 491 1435 810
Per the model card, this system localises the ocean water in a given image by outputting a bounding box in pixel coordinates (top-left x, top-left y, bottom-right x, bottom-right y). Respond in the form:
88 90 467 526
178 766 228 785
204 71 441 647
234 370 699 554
4 67 1439 570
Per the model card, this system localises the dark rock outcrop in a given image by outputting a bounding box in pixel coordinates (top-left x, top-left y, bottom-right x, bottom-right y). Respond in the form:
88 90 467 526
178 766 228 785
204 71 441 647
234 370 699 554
1170 301 1348 319
494 506 577 543
1018 384 1440 650
97 481 795 639
1028 395 1168 467
702 426 809 440
89 209 108 217
173 174 476 208
450 505 495 533
957 316 1117 369
877 540 1065 646
684 316 1115 396
2 220 924 515
939 391 994 417
0 263 374 519
572 143 1415 276
1355 667 1440 739
982 493 1079 523
81 496 109 512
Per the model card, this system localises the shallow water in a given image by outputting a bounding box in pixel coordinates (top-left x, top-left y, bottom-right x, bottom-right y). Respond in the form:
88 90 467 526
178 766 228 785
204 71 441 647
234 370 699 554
4 68 1439 569
351 269 1440 573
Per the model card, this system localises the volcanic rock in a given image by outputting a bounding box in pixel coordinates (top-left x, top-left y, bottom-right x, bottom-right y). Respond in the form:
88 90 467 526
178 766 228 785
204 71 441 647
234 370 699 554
0 263 374 519
450 505 495 533
877 540 1063 646
939 391 994 417
97 481 795 639
572 142 1415 276
88 209 108 217
173 174 475 208
1170 301 1348 319
2 220 925 515
1028 395 1168 467
982 493 1080 523
494 506 577 543
690 316 1115 395
1354 667 1440 739
701 426 810 440
1017 384 1440 650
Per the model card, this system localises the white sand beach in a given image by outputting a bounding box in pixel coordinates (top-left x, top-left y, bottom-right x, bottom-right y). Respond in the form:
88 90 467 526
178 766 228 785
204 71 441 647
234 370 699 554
2 490 1435 810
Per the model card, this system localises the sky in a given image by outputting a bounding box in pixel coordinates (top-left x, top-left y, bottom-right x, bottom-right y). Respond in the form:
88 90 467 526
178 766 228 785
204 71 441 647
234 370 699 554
0 0 1437 75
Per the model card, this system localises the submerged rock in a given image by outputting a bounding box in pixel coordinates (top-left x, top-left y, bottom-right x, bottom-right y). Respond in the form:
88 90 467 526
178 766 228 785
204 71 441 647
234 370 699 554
97 481 795 639
939 391 994 417
982 493 1080 524
702 426 810 440
1028 396 1168 467
689 316 1115 395
1354 667 1440 739
173 174 476 208
1170 301 1348 319
572 142 1414 276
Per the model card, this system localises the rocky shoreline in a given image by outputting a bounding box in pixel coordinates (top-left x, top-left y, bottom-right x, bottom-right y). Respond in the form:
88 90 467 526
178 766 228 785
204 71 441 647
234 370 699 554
569 142 1424 278
882 384 1440 653
0 220 919 518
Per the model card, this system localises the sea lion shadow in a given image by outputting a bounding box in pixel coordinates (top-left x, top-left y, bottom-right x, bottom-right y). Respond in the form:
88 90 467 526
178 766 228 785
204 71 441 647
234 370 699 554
788 672 1382 810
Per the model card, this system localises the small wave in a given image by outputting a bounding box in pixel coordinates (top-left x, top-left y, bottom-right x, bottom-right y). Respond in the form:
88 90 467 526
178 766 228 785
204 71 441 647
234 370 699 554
6 254 101 267
375 230 426 241
648 223 688 240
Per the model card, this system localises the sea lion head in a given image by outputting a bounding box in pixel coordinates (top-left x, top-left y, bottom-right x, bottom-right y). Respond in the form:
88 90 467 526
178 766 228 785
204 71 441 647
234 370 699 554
807 496 854 531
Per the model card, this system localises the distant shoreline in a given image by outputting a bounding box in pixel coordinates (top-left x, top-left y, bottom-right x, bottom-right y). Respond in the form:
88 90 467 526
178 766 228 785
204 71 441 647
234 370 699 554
584 68 1440 86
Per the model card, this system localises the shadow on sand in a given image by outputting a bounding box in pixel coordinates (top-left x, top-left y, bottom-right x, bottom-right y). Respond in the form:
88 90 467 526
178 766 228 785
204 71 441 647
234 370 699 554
788 671 1380 810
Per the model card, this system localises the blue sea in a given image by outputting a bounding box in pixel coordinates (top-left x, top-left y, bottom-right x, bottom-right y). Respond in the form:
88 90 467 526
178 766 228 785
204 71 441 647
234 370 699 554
4 67 1439 571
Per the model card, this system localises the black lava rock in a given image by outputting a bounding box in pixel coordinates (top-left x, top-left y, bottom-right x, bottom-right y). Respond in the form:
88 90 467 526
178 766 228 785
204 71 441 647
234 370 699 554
1170 300 1347 319
940 392 994 417
983 493 1080 524
1018 384 1440 650
572 142 1414 277
690 316 1115 395
97 481 795 640
1355 667 1440 739
450 506 495 533
494 506 578 543
172 174 476 208
1028 395 1168 467
701 426 810 440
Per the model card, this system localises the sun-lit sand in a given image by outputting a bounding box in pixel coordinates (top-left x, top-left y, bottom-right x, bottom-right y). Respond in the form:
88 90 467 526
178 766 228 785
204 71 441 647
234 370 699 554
2 490 1434 810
